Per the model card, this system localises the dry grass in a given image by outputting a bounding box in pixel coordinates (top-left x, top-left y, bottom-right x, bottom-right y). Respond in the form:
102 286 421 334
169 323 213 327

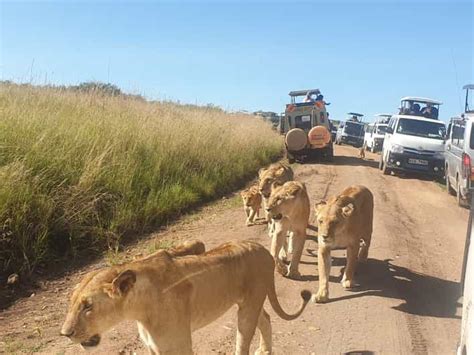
0 83 282 275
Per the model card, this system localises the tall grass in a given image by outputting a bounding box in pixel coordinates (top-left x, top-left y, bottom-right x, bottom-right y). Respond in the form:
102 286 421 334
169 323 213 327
0 84 282 274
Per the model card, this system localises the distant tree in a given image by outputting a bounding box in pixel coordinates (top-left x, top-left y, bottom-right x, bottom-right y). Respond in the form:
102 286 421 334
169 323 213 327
72 81 123 96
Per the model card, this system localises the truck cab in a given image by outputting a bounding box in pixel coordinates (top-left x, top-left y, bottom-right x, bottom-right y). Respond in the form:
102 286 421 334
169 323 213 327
335 113 365 147
380 97 446 178
364 114 391 153
281 89 333 163
445 84 474 207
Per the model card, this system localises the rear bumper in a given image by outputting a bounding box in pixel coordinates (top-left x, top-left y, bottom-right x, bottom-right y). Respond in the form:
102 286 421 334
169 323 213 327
386 152 444 176
340 135 364 146
287 144 332 157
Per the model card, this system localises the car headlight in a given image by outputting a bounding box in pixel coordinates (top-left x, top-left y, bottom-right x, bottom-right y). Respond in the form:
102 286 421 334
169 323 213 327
391 144 404 154
433 151 444 159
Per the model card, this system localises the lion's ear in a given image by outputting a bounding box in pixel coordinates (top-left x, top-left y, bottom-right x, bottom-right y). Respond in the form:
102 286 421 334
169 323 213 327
106 270 136 298
314 200 327 214
342 203 355 218
258 168 266 178
275 167 285 177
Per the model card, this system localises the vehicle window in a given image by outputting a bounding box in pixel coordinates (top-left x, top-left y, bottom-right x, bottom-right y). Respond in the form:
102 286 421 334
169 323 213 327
376 125 388 134
446 123 452 140
396 118 446 139
388 118 396 131
344 122 364 136
294 115 312 130
452 124 465 148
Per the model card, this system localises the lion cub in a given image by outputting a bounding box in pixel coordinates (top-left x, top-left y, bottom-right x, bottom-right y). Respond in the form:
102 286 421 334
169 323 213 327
241 184 262 226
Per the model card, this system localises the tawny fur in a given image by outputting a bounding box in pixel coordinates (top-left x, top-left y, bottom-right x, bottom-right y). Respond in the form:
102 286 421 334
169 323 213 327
61 240 310 355
313 185 374 303
241 184 262 226
265 181 310 280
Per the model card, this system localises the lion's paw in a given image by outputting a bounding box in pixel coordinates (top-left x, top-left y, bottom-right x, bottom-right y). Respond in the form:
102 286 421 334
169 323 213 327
254 348 271 355
311 289 329 303
286 269 302 280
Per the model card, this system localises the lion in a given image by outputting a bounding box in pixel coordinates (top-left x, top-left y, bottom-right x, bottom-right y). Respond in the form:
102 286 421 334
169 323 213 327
312 185 374 303
258 163 294 224
241 184 262 226
61 240 311 355
265 181 310 280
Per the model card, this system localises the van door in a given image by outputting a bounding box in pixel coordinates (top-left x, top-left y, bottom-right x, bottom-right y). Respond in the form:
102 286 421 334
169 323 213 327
383 117 397 160
452 121 466 188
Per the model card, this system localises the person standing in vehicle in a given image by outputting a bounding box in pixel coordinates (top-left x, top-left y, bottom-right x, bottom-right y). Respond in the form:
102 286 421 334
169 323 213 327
304 91 315 103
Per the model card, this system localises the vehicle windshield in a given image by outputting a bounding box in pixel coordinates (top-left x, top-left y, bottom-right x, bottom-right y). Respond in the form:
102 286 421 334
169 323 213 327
345 122 364 136
376 125 388 134
396 118 446 139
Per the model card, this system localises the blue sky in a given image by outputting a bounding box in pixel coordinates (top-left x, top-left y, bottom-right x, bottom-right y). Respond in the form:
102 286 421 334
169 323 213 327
1 0 473 122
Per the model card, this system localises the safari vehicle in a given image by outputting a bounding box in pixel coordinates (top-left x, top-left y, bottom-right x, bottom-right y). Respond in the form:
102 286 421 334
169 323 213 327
281 89 333 163
363 114 391 153
457 197 474 354
445 84 474 207
335 113 365 147
380 97 446 178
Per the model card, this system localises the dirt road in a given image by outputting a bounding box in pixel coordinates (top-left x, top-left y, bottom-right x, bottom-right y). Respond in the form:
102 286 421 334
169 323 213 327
0 145 469 354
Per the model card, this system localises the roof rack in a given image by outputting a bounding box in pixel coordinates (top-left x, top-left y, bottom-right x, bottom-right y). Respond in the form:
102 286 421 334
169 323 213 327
289 89 320 97
400 97 443 105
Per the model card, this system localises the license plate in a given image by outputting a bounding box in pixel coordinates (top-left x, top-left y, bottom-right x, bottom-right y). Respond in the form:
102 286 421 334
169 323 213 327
408 158 428 166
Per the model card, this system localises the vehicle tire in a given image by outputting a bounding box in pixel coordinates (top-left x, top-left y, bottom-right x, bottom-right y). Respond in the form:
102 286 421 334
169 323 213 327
457 180 468 208
381 158 391 175
287 151 296 164
445 168 455 196
325 145 334 162
379 156 383 170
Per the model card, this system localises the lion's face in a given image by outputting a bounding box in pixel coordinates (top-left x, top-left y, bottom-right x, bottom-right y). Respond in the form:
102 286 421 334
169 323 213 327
265 185 297 220
61 269 136 348
259 167 286 198
315 201 354 245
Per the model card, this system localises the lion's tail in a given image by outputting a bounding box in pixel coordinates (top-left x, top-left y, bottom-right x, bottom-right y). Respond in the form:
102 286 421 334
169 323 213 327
267 274 311 321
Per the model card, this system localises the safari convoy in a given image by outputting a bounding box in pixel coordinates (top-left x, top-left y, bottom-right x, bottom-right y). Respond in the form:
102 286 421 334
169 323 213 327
279 86 474 208
55 85 472 354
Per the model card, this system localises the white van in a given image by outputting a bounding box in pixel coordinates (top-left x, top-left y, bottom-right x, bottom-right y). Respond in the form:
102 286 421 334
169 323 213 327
445 85 474 207
364 114 391 153
379 97 446 178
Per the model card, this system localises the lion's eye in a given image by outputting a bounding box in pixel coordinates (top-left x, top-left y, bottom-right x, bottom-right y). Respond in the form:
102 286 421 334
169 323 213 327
82 301 93 313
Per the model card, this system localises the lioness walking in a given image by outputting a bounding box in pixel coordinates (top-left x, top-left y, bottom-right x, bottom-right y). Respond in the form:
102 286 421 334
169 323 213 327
61 240 310 355
313 185 374 303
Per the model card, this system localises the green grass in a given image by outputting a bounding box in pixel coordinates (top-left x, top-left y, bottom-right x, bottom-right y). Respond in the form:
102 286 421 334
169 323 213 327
0 83 282 275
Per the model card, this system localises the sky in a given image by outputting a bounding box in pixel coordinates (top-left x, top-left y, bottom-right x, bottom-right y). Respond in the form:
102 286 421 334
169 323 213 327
1 0 473 123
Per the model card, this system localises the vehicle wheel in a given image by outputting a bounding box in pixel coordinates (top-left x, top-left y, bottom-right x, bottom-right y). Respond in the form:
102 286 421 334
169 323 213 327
457 180 468 208
381 158 391 175
445 169 455 196
379 156 384 170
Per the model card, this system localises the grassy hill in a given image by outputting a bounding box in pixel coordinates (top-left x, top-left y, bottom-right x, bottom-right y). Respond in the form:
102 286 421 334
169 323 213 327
0 83 282 275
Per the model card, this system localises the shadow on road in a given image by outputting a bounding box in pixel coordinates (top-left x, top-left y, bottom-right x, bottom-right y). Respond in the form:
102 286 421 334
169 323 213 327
329 155 380 169
327 258 461 319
